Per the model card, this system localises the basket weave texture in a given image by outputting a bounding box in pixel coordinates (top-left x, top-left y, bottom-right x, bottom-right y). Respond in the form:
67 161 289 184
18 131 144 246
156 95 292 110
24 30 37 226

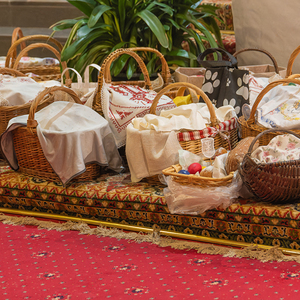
150 82 239 154
10 86 101 184
5 34 68 82
238 78 300 146
239 129 300 204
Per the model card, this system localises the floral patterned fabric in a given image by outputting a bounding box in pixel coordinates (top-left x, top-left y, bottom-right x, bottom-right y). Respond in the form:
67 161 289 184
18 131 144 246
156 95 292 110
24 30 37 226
251 134 300 164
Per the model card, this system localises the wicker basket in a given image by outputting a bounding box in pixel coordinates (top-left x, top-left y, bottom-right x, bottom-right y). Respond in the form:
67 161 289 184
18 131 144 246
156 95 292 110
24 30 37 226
150 82 239 154
0 67 54 137
238 78 300 146
5 34 68 82
239 129 300 203
162 164 234 188
233 48 286 77
10 86 101 184
93 48 152 116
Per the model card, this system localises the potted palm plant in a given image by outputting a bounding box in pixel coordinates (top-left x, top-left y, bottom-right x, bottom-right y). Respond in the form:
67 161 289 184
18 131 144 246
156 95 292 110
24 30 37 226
51 0 222 79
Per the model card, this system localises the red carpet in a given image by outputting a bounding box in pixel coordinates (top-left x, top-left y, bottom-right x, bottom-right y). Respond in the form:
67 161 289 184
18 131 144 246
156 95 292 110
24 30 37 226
1 220 300 299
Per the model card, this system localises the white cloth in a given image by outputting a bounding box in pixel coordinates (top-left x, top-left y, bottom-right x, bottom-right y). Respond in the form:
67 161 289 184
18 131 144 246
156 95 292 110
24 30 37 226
101 82 176 148
251 134 300 163
0 56 59 69
1 101 123 184
126 124 182 182
256 84 300 130
131 103 236 132
0 74 44 106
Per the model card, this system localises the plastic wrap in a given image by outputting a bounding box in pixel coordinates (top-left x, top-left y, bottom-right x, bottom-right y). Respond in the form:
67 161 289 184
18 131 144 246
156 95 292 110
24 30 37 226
163 171 243 215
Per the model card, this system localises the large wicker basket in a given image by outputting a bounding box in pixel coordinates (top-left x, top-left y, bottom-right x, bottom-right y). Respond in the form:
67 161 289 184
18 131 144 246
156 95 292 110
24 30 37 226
238 78 300 146
5 34 68 82
0 67 54 137
239 129 300 203
93 48 152 116
150 82 239 154
10 86 101 184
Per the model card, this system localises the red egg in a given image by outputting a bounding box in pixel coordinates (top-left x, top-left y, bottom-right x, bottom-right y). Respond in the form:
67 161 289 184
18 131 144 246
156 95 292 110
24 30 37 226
188 162 202 174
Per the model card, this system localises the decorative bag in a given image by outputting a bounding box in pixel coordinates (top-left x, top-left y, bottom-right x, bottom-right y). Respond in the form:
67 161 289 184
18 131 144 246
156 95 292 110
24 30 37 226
197 48 250 117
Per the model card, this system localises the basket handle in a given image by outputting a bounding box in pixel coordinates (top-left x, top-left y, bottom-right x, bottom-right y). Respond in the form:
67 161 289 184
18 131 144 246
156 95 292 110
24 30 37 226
247 128 300 155
6 35 63 68
27 86 82 129
287 74 300 80
0 67 25 77
61 67 82 87
11 27 27 60
247 78 300 124
176 86 199 103
233 48 279 74
286 46 300 77
149 82 218 127
127 47 172 86
97 48 152 92
11 43 70 81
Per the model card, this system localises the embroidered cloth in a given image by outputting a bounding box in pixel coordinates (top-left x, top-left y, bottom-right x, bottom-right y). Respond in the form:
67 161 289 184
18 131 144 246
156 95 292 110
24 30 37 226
101 82 176 148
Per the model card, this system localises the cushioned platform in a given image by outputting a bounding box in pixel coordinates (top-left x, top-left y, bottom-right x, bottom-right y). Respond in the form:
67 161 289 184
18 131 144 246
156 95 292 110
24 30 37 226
1 165 300 250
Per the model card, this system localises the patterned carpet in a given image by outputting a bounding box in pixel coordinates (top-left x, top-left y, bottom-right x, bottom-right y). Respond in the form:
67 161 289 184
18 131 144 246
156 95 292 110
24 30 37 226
1 218 300 299
1 164 300 251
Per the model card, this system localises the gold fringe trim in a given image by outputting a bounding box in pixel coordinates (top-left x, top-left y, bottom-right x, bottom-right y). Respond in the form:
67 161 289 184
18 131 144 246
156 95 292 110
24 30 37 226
0 213 299 263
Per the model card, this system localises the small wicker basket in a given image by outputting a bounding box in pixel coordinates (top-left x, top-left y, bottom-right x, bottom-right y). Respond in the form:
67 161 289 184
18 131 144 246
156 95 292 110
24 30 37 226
239 129 300 203
10 86 101 184
150 82 239 154
5 34 68 82
238 78 300 146
162 164 234 188
93 48 152 116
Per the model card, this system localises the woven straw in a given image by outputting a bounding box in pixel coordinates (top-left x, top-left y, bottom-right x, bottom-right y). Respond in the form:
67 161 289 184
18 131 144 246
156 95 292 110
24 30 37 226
93 48 152 116
239 129 300 204
11 86 101 184
233 48 280 74
238 78 300 146
150 82 239 154
0 68 54 137
162 164 234 188
5 34 67 82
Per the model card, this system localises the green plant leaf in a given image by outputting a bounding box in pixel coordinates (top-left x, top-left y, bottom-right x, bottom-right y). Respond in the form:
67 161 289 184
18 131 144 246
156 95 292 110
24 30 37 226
88 4 112 28
136 10 169 48
67 0 97 16
50 19 78 31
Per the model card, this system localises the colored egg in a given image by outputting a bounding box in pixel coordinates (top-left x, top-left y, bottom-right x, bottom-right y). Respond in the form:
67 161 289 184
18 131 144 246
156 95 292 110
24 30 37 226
188 162 202 174
178 169 190 175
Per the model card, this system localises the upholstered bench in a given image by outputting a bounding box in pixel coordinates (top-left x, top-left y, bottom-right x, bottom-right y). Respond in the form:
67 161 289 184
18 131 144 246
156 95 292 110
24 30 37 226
1 164 300 254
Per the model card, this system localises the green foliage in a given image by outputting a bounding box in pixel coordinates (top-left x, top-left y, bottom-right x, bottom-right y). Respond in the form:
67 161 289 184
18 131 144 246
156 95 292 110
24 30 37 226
51 0 222 79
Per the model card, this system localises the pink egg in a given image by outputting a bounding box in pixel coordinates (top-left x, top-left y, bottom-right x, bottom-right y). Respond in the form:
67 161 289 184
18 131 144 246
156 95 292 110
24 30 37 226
188 163 202 174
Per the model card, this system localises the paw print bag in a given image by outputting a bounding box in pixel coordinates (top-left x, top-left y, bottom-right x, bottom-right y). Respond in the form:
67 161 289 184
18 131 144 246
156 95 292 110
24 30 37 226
197 48 250 117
